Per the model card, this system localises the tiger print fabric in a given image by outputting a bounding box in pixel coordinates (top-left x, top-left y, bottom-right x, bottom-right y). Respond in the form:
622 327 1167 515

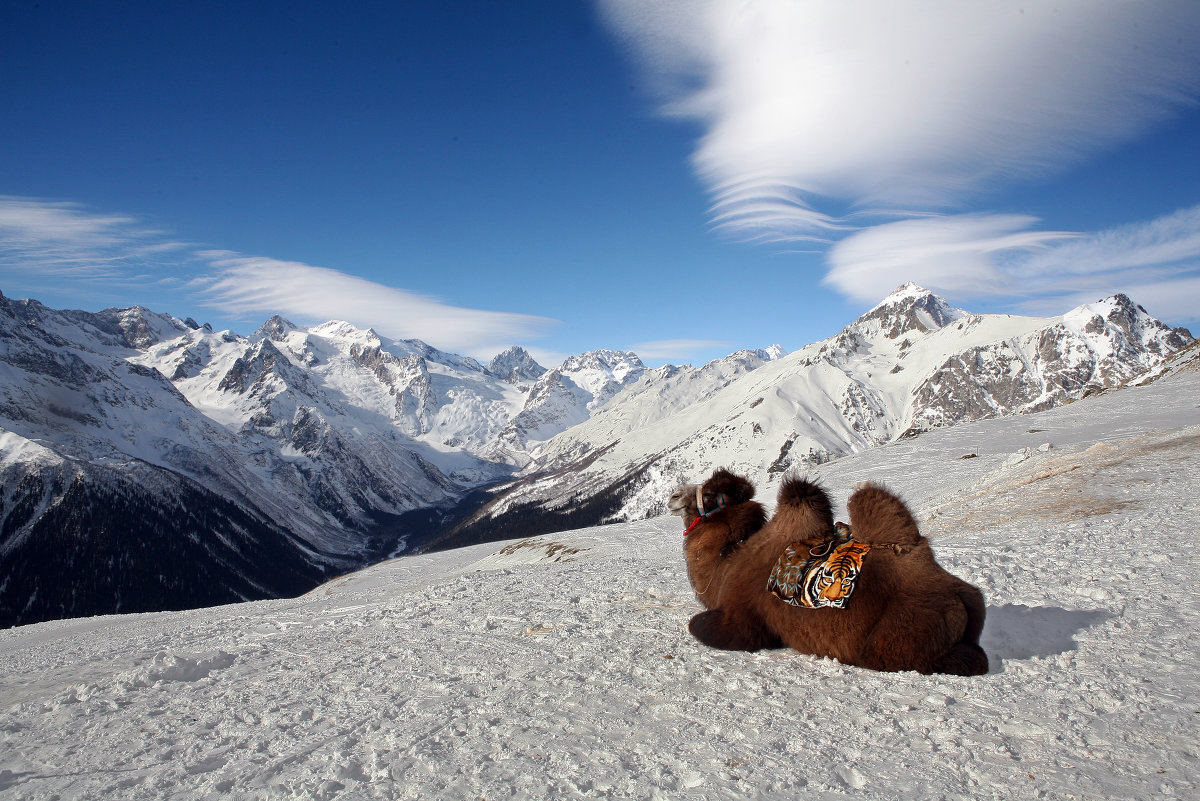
767 538 872 609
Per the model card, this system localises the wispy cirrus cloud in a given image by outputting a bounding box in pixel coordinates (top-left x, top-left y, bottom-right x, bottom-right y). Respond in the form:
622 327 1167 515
0 196 190 279
823 214 1079 301
601 2 1200 323
0 197 558 358
1013 205 1200 284
600 1 1200 241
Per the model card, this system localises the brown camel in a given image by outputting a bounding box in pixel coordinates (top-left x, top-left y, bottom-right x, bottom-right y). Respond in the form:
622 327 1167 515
680 473 989 675
667 470 768 604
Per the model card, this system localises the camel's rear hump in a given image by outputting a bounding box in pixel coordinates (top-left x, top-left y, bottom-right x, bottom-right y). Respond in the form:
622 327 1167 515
846 483 921 546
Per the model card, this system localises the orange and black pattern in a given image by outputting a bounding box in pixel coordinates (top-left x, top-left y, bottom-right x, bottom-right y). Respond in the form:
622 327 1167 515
767 538 872 609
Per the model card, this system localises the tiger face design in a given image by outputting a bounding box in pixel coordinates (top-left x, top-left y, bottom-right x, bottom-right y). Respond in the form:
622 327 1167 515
768 539 872 609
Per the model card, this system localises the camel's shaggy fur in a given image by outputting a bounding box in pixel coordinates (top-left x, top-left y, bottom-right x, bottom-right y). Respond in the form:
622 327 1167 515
683 475 989 675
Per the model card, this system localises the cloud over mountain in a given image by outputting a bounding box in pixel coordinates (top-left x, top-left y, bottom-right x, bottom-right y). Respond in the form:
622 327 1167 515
0 197 559 360
194 252 559 359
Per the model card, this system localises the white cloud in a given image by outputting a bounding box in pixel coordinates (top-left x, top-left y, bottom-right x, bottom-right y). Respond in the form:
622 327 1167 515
1008 206 1200 326
601 1 1200 239
195 252 559 359
0 196 186 278
824 214 1078 302
825 205 1200 326
0 197 559 359
1014 205 1200 281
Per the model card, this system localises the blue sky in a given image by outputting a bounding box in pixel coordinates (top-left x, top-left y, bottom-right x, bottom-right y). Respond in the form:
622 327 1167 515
2 1 1199 367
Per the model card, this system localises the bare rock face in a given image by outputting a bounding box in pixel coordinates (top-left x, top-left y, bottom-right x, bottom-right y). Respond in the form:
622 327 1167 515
907 294 1193 435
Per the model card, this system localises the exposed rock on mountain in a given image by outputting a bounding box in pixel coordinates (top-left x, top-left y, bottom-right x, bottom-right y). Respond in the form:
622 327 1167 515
486 350 648 465
487 346 546 384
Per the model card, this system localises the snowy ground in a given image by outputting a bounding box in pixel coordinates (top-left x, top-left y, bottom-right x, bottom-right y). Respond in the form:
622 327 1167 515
1 372 1198 800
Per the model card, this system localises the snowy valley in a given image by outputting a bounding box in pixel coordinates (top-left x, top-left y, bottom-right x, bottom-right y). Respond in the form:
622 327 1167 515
0 361 1197 799
0 284 1193 626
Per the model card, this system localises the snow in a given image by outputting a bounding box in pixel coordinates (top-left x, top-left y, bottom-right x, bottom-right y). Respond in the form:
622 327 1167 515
1 372 1198 799
0 432 60 472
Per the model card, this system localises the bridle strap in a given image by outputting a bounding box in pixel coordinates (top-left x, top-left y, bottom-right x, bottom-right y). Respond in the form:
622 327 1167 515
686 487 726 536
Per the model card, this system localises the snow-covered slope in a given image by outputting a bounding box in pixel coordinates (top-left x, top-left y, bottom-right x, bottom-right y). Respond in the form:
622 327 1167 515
441 285 1191 544
0 287 783 626
1 369 1196 799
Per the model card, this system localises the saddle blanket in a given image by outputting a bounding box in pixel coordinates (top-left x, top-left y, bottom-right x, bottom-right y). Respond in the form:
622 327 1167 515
767 538 871 609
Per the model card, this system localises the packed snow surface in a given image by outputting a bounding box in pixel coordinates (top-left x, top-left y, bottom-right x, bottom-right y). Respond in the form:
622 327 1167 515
1 373 1198 800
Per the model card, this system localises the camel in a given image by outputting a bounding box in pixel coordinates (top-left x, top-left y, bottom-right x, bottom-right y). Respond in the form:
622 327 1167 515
667 470 770 626
677 472 989 676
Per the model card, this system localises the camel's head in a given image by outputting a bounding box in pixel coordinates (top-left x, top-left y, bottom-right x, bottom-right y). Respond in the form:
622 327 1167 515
667 469 757 528
667 483 701 523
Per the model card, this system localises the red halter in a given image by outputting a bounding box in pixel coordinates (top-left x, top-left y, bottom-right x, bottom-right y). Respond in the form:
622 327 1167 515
683 486 725 536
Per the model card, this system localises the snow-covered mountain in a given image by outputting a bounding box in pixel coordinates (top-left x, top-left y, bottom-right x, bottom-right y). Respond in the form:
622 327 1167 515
0 288 783 626
0 284 1191 625
2 367 1197 799
0 295 498 626
0 297 340 626
485 350 649 466
428 284 1192 549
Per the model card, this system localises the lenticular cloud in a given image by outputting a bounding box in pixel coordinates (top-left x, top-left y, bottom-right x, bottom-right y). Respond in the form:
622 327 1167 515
600 0 1200 240
195 253 558 359
823 214 1078 302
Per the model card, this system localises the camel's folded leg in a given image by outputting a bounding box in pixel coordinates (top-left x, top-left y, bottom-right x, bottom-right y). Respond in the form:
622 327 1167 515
854 600 968 674
930 642 989 676
688 610 783 652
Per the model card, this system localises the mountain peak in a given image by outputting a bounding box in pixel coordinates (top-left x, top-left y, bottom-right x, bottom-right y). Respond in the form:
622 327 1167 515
488 346 546 383
1064 293 1193 354
560 349 645 372
854 284 964 340
868 282 940 311
94 305 189 349
254 315 299 342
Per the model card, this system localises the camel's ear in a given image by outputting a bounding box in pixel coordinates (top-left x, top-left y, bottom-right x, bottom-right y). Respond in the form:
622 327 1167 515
703 468 755 504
